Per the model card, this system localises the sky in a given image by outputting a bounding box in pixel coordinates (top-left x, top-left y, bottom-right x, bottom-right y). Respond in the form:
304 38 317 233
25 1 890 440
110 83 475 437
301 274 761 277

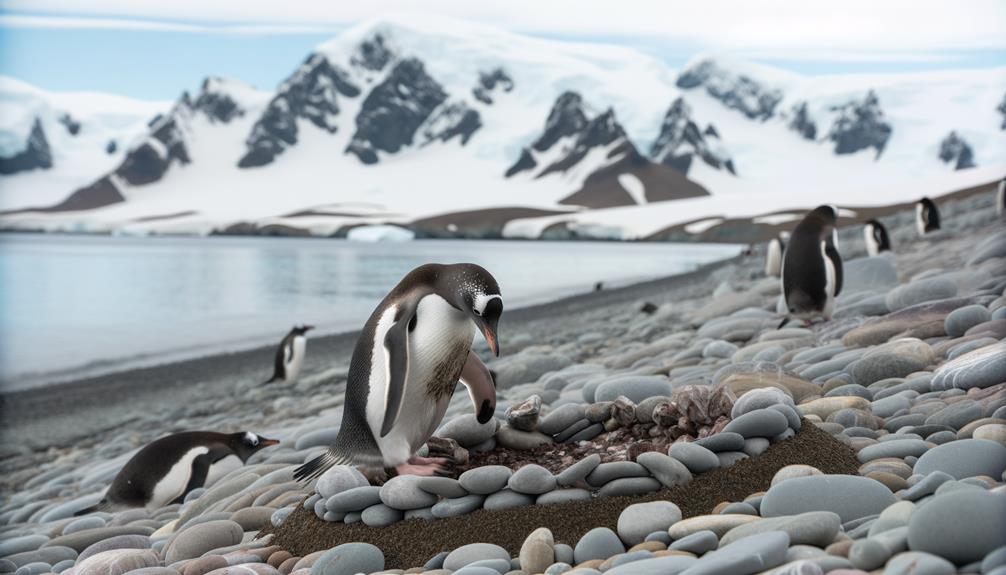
1 0 1005 100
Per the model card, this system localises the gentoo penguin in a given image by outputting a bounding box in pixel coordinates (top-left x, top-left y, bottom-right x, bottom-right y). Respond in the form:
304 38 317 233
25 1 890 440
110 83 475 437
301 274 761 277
764 232 788 277
265 324 314 384
915 197 940 235
76 431 278 514
997 177 1005 216
863 219 892 256
295 263 502 480
781 205 843 322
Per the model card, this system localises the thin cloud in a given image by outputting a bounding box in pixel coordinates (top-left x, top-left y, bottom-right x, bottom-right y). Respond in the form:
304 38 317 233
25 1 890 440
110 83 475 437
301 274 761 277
0 14 344 35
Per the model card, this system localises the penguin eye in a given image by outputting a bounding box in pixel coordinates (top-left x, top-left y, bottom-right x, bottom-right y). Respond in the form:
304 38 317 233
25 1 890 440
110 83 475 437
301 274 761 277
473 308 482 317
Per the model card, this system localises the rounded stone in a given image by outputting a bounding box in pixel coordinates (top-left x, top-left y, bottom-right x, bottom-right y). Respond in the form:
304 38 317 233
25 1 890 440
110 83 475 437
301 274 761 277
431 495 485 519
311 542 384 575
509 464 557 495
693 432 745 453
573 527 625 564
722 409 789 439
70 548 160 575
483 489 535 511
760 475 897 523
444 543 510 571
586 461 649 487
668 443 719 474
731 388 794 419
635 452 692 488
598 477 662 497
617 501 682 546
885 278 957 312
719 511 840 548
669 530 718 554
415 477 468 499
556 454 602 487
325 486 383 513
594 376 674 404
945 305 992 337
316 466 368 499
76 534 151 565
163 520 243 563
436 414 499 448
379 475 438 510
931 342 1006 391
668 514 761 539
856 439 930 463
519 527 554 574
539 404 588 436
536 488 592 505
360 503 403 527
913 438 1006 479
459 465 514 495
771 465 823 486
907 489 1006 564
506 395 542 432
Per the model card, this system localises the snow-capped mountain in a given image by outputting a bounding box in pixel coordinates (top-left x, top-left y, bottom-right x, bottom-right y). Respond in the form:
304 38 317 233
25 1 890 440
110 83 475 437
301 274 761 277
0 77 169 211
1 15 1004 240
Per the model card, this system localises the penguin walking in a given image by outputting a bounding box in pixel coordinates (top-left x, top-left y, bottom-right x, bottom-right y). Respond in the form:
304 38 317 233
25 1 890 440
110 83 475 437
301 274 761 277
76 431 278 514
764 231 789 278
264 325 314 384
863 219 892 256
781 205 843 323
295 263 502 481
915 197 940 235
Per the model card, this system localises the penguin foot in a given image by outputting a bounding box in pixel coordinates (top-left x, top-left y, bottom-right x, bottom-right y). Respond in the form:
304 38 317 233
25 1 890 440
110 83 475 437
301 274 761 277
395 456 452 477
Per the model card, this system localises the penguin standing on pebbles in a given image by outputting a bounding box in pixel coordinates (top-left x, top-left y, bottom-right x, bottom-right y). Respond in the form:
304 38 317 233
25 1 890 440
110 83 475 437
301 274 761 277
76 431 278 514
265 325 314 384
781 205 843 323
863 219 892 256
915 197 941 235
295 263 502 481
764 232 789 278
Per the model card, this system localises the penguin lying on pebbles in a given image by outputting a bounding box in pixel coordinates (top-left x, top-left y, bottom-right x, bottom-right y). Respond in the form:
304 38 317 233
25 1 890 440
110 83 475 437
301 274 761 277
264 324 314 384
295 263 502 481
863 219 892 256
915 196 940 235
75 431 278 514
780 205 843 324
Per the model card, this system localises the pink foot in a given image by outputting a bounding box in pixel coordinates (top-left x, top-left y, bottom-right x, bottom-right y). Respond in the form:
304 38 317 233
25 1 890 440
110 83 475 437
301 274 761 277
394 456 451 477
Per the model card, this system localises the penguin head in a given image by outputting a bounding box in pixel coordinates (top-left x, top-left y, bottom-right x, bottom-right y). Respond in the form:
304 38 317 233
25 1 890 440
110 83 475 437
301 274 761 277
228 431 279 461
291 325 314 336
441 263 503 356
810 205 839 225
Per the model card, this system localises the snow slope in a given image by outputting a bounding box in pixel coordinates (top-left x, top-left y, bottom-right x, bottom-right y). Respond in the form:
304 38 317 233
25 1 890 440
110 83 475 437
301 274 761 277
0 77 169 211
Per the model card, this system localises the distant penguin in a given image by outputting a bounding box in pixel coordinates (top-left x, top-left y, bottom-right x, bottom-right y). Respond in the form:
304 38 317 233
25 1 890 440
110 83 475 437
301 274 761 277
265 325 314 384
294 263 502 481
863 219 892 256
997 177 1005 216
765 233 787 277
76 431 278 514
781 205 843 322
915 197 940 235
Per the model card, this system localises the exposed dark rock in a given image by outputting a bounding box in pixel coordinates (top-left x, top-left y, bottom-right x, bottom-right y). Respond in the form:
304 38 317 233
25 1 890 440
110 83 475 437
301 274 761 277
938 131 976 170
788 102 817 140
345 58 447 164
997 92 1006 130
105 140 117 155
676 59 782 121
826 90 892 158
532 91 588 152
649 97 736 176
0 118 52 175
36 176 126 212
192 78 243 123
351 33 394 72
58 113 81 136
239 54 360 168
472 68 514 104
505 148 537 178
117 108 190 186
420 102 482 146
538 108 625 177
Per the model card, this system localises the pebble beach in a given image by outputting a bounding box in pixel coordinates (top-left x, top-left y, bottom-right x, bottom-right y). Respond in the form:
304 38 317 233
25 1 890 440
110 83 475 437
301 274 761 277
1 185 1005 575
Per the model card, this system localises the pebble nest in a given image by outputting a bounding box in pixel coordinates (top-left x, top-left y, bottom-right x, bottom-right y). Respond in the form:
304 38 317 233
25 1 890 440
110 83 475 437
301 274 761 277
262 422 858 568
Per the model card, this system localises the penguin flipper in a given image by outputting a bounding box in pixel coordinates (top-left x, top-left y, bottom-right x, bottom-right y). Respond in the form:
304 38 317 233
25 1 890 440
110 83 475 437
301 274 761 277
459 351 496 424
824 240 843 297
293 448 353 483
380 301 417 437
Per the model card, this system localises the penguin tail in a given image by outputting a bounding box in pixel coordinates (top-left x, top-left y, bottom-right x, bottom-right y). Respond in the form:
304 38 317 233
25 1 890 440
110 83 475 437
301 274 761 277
73 499 110 516
293 449 352 483
777 316 791 329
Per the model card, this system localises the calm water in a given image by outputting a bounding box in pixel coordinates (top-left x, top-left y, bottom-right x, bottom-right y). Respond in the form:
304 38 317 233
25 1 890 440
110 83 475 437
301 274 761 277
0 234 740 389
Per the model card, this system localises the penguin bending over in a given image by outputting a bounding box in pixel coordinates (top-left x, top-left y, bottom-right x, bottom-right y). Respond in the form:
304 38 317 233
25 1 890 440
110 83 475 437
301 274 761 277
295 263 502 481
863 219 892 256
764 232 789 278
781 205 843 323
915 197 940 235
265 324 314 384
76 431 278 515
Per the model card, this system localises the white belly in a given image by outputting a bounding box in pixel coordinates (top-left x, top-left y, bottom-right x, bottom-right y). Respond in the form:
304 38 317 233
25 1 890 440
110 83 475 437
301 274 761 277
205 454 243 487
864 225 880 257
149 446 208 509
284 336 306 382
915 203 926 235
821 240 837 319
765 238 783 277
365 295 475 467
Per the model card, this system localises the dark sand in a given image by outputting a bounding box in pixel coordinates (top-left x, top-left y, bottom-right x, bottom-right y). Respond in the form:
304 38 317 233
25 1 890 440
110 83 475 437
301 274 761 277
263 422 859 569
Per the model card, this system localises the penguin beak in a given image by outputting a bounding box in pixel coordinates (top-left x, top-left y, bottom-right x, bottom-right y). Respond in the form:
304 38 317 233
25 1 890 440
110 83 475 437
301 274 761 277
259 437 280 447
471 303 501 357
303 325 315 332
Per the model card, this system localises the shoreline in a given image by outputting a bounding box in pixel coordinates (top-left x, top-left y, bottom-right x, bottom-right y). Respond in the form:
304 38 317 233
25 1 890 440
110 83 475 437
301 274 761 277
0 252 744 450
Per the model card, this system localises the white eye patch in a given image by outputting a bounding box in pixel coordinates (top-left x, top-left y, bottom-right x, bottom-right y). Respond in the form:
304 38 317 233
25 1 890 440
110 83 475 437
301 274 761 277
244 432 259 445
473 293 502 316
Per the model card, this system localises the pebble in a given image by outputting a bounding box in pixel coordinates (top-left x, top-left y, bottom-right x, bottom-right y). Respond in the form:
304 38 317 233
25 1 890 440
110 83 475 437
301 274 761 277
593 376 674 404
573 527 624 564
162 519 243 563
460 465 514 495
76 534 151 564
70 548 160 574
668 514 761 538
483 489 535 511
311 542 384 575
507 464 556 495
731 388 794 419
316 466 368 499
849 340 935 386
538 404 588 435
635 452 692 488
930 342 1006 390
361 503 404 527
945 305 992 337
856 439 930 463
379 475 438 510
683 531 790 574
416 477 468 499
908 488 1006 564
496 425 554 450
519 527 554 574
883 551 956 575
722 408 789 438
604 555 697 575
798 396 871 419
506 395 542 431
849 525 909 570
912 438 1006 479
598 477 662 497
885 278 957 312
771 465 823 486
669 530 718 554
716 451 749 467
761 475 897 522
431 495 485 519
720 511 841 548
693 432 745 453
617 501 682 545
325 486 383 513
537 488 592 505
436 414 499 448
444 544 510 571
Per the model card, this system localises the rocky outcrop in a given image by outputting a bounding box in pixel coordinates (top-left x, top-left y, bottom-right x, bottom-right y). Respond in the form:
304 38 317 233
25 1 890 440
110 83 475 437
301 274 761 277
472 68 514 104
505 91 588 178
0 118 53 175
648 97 736 176
239 54 360 168
106 140 117 154
117 101 191 186
788 102 817 140
58 113 80 136
938 131 976 170
997 92 1006 130
351 33 394 72
676 59 782 121
192 77 244 123
345 58 447 164
419 102 482 146
826 90 892 159
538 108 625 177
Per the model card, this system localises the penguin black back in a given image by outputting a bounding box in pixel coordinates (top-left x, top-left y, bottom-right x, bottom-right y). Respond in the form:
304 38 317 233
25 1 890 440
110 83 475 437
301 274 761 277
864 218 891 256
917 197 940 233
265 325 313 384
782 205 843 318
